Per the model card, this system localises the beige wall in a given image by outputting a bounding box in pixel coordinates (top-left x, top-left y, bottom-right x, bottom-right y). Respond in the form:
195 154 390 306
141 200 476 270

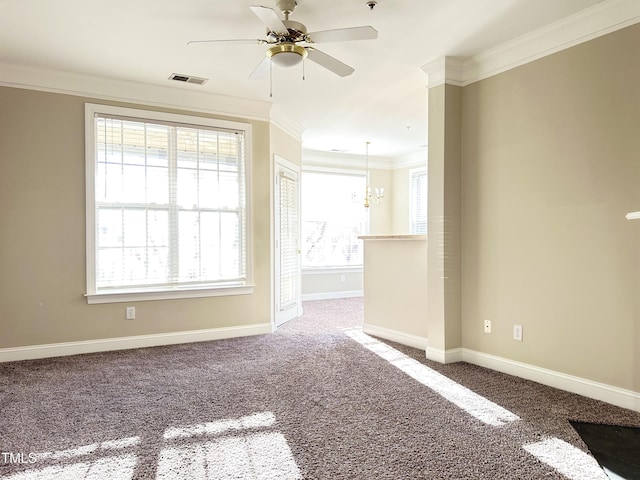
461 24 640 391
302 271 363 299
362 238 428 341
270 124 302 167
0 87 277 349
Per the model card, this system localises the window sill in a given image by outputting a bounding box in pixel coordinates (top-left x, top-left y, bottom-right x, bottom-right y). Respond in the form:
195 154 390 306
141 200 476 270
86 285 255 304
302 267 363 276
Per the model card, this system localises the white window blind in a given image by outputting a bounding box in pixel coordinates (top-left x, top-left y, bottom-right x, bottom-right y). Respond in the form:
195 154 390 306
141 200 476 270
301 170 367 268
278 172 299 309
410 167 427 235
85 104 251 302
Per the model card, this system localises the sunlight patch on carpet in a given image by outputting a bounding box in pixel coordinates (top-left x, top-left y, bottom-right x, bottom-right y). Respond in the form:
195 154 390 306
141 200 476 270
158 412 302 480
2 454 137 480
164 412 275 440
31 436 140 461
3 412 301 480
523 438 609 480
157 432 301 480
344 328 520 427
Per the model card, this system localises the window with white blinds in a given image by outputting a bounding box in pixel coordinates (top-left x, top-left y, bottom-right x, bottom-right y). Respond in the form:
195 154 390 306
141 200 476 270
410 167 428 235
301 170 367 268
85 104 252 303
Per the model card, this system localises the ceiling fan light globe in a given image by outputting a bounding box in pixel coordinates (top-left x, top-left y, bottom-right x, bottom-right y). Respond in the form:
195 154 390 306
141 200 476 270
267 44 307 67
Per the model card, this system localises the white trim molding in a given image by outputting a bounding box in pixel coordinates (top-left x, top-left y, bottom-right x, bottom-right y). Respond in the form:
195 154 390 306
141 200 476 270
421 57 465 88
0 62 272 121
301 290 363 301
421 0 640 88
362 324 428 351
463 0 640 86
302 267 363 276
0 324 271 363
270 105 305 142
425 345 464 364
302 149 394 170
461 349 640 413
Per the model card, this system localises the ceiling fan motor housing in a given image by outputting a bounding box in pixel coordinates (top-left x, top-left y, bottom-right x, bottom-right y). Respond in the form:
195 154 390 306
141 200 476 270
277 0 298 15
267 19 307 43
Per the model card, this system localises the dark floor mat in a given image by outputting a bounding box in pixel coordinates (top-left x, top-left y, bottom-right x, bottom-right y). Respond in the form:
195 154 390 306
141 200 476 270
570 420 640 479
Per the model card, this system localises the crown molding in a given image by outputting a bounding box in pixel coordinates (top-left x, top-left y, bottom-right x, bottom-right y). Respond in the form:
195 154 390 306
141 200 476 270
0 63 273 121
302 149 394 170
270 104 305 142
392 149 428 169
462 0 640 86
421 57 465 88
421 0 640 88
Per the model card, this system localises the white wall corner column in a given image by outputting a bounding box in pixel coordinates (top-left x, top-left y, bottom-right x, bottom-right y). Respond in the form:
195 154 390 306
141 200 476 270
421 57 464 363
359 235 428 350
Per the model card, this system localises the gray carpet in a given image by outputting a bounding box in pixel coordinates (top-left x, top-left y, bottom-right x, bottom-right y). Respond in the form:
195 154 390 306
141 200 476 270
1 297 639 479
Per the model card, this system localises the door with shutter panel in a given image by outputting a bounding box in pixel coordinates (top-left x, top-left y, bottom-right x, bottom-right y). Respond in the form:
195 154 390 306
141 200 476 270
274 158 301 327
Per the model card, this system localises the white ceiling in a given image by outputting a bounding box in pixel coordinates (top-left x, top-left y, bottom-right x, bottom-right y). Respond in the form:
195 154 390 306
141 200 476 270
0 0 606 158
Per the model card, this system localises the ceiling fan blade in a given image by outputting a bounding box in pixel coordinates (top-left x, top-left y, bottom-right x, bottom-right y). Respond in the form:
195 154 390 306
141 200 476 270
187 39 266 46
306 48 355 77
249 57 271 80
307 26 378 43
249 5 288 35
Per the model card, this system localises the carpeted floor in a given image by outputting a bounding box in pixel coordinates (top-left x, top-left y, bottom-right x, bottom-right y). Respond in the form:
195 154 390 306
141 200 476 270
1 297 639 479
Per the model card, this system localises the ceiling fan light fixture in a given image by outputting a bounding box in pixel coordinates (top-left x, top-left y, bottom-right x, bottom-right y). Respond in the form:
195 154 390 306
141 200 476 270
267 43 307 67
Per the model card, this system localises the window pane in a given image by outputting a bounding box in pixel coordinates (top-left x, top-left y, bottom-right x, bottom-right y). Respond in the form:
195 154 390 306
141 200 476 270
177 169 198 208
123 210 146 247
179 211 200 281
411 169 427 235
301 171 366 268
98 208 122 247
220 212 240 278
219 172 238 209
148 210 169 247
198 170 218 209
123 247 146 285
147 167 168 205
122 165 146 204
200 212 221 280
97 248 123 287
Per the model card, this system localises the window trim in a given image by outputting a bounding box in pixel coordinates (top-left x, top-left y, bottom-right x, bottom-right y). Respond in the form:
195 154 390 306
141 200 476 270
84 103 254 304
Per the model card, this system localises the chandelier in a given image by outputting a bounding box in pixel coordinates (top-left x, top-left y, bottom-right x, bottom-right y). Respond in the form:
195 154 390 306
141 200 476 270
358 141 384 208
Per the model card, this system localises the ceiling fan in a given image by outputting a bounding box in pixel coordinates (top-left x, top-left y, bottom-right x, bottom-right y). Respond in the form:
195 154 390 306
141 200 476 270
188 0 378 78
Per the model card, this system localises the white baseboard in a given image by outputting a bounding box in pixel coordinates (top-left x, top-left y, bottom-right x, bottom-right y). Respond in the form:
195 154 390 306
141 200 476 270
462 349 640 413
362 323 428 350
0 323 272 363
425 346 464 364
302 290 363 301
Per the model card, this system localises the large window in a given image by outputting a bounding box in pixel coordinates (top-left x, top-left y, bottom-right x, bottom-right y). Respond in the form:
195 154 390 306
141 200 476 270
301 170 367 268
410 167 427 234
85 104 252 303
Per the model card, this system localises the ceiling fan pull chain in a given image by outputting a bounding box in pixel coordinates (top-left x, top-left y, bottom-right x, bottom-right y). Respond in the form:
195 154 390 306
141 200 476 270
302 59 305 81
269 60 273 98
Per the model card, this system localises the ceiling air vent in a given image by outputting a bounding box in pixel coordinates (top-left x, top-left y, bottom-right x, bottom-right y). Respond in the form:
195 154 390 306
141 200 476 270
169 73 208 85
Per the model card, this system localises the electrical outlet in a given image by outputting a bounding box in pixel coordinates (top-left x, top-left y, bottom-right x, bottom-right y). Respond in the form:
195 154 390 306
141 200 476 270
126 306 136 320
484 320 492 334
513 324 523 341
340 275 346 283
